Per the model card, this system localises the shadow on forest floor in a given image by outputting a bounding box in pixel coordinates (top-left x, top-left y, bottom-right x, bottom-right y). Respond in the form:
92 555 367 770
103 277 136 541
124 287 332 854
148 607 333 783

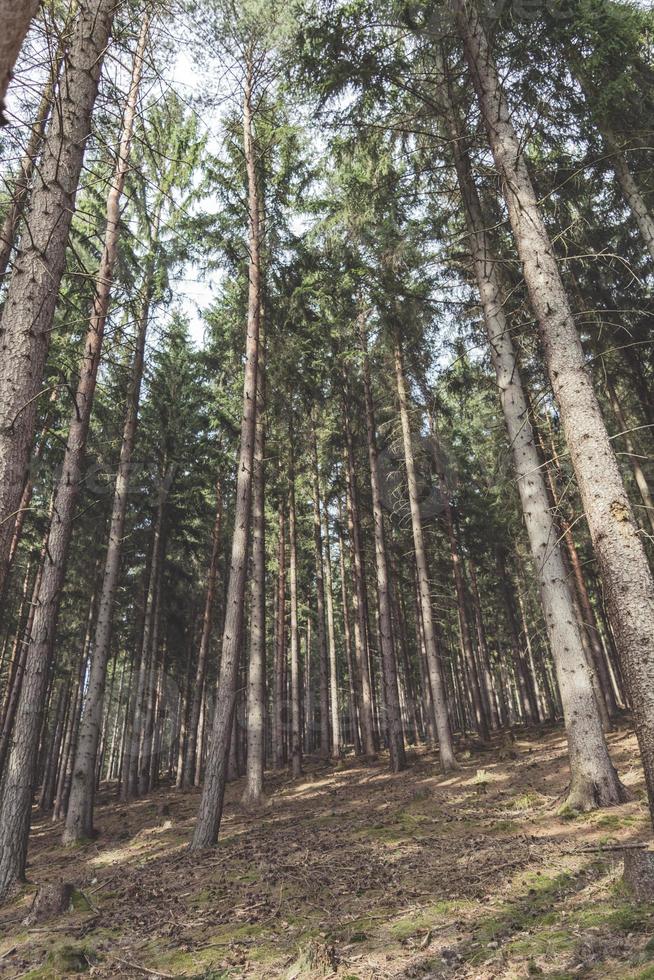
1 722 653 979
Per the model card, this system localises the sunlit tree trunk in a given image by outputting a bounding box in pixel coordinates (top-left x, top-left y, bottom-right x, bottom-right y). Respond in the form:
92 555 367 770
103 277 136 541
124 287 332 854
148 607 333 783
0 0 116 599
0 17 148 888
393 341 457 771
441 33 628 809
242 313 266 805
190 59 261 849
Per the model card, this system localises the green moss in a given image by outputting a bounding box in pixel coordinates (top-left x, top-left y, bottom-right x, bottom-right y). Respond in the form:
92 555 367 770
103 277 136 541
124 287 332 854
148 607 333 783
22 943 98 978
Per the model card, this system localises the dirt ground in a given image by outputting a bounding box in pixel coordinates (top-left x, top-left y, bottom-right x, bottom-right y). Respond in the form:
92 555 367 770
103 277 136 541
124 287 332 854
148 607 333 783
1 723 654 979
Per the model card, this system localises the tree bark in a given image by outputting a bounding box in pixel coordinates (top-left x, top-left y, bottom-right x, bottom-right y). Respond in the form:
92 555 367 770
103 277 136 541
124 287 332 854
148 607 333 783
59 16 150 841
310 424 330 758
242 311 266 805
273 504 286 769
0 0 116 599
337 510 360 753
468 561 501 730
322 502 341 757
0 35 65 279
361 330 406 772
182 482 223 790
429 419 489 741
393 341 457 771
441 32 628 809
190 61 261 849
0 0 40 122
343 402 377 756
288 448 302 779
0 43 144 871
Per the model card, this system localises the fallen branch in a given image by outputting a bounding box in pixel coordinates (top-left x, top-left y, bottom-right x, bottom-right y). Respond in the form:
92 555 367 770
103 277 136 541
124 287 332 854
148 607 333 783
110 957 176 977
571 842 648 854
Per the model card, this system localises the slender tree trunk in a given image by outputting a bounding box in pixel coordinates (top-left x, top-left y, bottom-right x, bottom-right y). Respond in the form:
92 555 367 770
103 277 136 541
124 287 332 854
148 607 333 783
242 312 266 805
429 419 489 740
124 478 168 800
0 557 33 739
273 505 286 769
440 39 628 809
602 129 654 264
53 599 94 820
393 342 457 771
182 482 223 790
288 450 302 779
310 424 330 758
337 513 360 753
605 377 654 535
138 588 162 795
343 404 377 755
190 62 261 849
304 618 312 754
0 0 40 120
322 504 341 757
361 331 406 772
572 61 654 265
0 0 116 598
468 561 501 730
60 17 150 840
39 683 68 813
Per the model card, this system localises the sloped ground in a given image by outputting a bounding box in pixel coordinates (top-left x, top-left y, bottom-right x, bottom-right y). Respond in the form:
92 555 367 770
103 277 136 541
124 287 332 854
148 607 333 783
1 723 653 979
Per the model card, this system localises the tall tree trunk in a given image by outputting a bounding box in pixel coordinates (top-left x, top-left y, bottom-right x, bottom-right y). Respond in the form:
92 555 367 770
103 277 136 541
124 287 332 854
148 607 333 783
273 504 286 769
393 341 457 771
124 473 169 800
304 618 313 754
343 403 377 756
182 482 223 790
0 14 144 868
428 418 489 741
360 330 406 773
288 449 302 779
468 561 501 730
337 512 360 754
322 504 341 757
0 0 116 598
0 35 65 279
0 0 40 121
536 421 621 720
440 37 628 809
242 312 266 805
60 17 152 841
310 424 331 758
0 557 33 740
190 61 261 849
572 61 654 265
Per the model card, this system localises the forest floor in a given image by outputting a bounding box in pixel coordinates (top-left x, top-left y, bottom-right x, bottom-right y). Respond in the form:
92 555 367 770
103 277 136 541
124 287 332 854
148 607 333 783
1 723 654 980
